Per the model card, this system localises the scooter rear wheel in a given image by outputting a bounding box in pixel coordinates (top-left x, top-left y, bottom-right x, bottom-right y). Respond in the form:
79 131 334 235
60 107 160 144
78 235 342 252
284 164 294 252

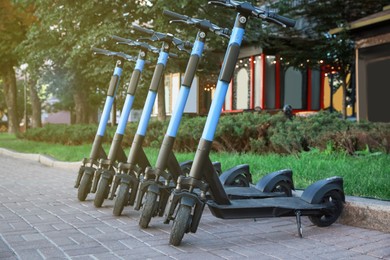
271 181 293 197
94 177 110 208
308 190 344 227
170 204 191 246
139 191 157 229
113 183 129 216
226 172 250 187
78 171 92 201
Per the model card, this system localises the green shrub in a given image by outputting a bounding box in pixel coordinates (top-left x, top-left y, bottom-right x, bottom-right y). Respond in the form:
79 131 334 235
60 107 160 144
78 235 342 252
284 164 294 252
21 111 390 155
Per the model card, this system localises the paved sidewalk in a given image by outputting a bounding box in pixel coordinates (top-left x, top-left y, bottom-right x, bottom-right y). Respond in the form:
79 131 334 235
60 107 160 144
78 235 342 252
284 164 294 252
0 155 389 260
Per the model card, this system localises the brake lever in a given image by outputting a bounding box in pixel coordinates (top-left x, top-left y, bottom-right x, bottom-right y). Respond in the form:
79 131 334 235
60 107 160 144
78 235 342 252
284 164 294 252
92 47 112 56
175 44 191 54
116 41 137 46
268 18 288 28
214 30 230 39
258 10 289 28
169 19 191 25
214 27 231 38
136 36 158 42
172 39 192 54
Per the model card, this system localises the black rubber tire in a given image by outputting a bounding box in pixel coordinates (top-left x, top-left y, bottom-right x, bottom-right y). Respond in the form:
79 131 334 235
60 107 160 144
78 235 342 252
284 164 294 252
139 191 158 229
271 181 293 197
94 177 110 208
227 172 250 187
113 183 129 216
308 190 344 227
169 204 191 246
77 172 92 201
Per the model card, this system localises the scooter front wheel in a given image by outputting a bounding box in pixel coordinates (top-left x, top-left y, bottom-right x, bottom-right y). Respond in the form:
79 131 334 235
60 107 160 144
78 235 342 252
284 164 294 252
77 171 92 201
113 183 130 216
308 190 344 227
94 177 110 208
169 204 191 246
139 191 158 229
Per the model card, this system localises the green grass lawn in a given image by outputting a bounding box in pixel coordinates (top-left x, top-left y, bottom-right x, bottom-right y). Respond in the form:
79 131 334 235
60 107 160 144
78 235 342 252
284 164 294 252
1 133 389 200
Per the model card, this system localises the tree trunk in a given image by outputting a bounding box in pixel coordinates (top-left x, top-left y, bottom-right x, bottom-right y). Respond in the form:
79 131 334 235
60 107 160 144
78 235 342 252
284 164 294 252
157 74 166 121
88 104 97 124
28 77 42 128
0 63 19 133
73 89 88 124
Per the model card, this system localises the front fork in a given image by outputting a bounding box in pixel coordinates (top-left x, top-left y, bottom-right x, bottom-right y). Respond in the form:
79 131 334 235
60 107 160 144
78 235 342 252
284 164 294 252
92 159 117 193
74 158 96 188
163 175 209 233
109 162 140 205
134 167 174 216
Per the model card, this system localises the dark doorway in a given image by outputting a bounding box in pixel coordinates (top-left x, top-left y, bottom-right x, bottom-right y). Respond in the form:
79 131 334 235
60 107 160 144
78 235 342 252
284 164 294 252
358 43 390 122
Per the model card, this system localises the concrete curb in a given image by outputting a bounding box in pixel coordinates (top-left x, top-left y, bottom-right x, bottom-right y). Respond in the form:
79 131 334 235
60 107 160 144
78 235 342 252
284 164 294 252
0 147 80 171
0 147 389 234
339 196 390 233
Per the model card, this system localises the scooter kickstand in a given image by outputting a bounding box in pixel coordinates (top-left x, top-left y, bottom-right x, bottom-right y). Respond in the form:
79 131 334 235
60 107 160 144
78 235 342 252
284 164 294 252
295 210 303 238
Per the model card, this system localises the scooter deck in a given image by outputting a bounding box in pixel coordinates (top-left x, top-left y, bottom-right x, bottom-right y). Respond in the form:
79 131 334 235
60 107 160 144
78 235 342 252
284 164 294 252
206 197 325 219
223 186 286 199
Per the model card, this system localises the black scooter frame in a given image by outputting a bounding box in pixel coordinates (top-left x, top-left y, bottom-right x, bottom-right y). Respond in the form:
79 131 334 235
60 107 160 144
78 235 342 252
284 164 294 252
109 26 193 216
135 11 295 230
75 48 137 201
164 1 344 246
92 40 162 208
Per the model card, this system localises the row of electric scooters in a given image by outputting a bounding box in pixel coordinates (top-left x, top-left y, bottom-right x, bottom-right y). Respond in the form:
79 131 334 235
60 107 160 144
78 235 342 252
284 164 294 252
74 0 345 246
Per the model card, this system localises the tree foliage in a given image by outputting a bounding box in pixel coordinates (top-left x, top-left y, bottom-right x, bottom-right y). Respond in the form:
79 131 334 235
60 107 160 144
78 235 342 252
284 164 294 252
0 0 35 132
3 0 388 127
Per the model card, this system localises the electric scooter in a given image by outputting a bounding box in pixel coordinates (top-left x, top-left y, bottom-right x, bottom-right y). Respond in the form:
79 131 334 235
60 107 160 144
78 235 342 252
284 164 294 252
164 0 345 246
134 10 230 228
92 39 161 208
110 24 193 216
135 10 295 229
75 47 137 201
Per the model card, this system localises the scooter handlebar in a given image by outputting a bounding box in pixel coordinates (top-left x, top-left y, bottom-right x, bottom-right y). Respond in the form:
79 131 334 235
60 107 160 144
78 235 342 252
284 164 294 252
208 0 296 28
131 23 154 35
208 0 235 9
91 47 137 62
111 35 160 54
258 10 296 28
92 47 113 56
163 9 188 21
111 35 133 44
131 23 192 54
163 9 231 39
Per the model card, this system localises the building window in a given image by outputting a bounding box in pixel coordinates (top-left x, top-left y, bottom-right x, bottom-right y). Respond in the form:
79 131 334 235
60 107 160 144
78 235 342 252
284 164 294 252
254 55 263 109
284 67 304 109
233 57 251 110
